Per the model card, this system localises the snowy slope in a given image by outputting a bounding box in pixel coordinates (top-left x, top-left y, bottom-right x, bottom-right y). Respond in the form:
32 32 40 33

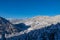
4 15 60 40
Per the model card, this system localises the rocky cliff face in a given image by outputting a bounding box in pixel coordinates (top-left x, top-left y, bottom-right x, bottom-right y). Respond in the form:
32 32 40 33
0 17 20 39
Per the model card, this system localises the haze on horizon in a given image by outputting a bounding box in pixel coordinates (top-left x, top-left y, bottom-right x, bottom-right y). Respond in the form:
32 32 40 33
0 0 60 18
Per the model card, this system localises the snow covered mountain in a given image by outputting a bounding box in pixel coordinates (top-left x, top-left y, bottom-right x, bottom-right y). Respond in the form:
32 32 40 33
0 15 60 40
9 15 60 30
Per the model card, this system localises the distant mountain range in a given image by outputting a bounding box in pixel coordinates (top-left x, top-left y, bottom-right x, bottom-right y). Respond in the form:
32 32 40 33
0 15 60 40
9 15 60 30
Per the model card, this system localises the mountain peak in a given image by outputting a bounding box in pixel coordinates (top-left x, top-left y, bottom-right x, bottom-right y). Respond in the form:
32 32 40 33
0 17 5 20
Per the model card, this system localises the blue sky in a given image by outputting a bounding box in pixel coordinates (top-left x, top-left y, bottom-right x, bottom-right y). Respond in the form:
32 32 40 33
0 0 60 18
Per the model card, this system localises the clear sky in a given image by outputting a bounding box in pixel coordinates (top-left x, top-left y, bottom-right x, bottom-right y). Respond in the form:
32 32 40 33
0 0 60 18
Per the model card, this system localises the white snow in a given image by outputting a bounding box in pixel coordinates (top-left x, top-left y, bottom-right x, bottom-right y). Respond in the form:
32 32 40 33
24 21 33 25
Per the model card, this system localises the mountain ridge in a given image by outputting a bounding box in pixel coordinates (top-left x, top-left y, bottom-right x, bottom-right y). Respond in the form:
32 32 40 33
0 15 60 40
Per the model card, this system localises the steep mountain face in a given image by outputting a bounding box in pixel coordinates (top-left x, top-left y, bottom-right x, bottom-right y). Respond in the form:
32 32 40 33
0 17 20 38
